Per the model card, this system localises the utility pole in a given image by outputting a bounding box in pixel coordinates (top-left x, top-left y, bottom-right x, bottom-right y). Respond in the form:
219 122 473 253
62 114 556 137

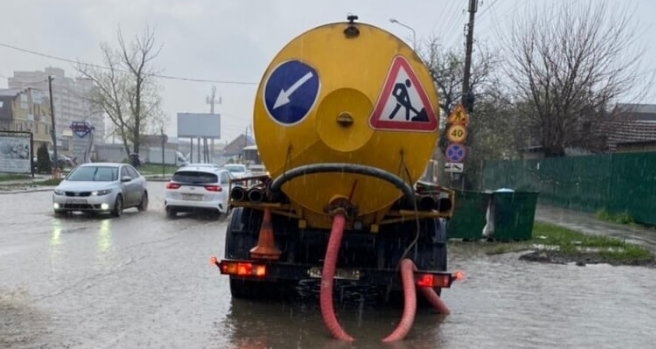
206 86 217 114
461 0 478 111
206 86 220 163
48 75 59 173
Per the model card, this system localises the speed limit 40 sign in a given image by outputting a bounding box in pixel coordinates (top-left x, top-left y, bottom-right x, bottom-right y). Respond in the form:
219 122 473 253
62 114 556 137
446 124 467 144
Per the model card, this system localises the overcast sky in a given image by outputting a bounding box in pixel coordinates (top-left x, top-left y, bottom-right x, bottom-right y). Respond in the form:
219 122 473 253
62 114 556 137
1 0 654 143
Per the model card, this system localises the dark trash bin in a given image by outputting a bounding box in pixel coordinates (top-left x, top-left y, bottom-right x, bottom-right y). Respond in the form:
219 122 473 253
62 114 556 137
129 153 141 168
447 190 491 240
490 191 539 241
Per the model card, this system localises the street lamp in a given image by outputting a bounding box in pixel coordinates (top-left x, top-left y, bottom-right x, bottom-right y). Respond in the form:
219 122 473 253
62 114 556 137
389 18 416 50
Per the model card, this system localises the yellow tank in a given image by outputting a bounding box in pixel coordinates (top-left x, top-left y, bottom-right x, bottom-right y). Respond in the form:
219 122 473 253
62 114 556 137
253 19 439 228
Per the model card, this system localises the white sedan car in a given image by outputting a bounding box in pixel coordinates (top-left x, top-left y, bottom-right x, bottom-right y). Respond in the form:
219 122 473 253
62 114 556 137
164 166 232 218
52 163 148 217
223 164 251 179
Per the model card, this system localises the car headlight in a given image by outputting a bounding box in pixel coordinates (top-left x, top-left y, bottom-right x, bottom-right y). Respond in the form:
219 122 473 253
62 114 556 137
92 189 113 196
53 189 64 195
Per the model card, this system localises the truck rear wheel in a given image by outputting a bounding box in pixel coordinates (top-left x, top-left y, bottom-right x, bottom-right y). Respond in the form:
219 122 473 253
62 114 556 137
225 207 261 259
229 278 262 299
229 278 288 300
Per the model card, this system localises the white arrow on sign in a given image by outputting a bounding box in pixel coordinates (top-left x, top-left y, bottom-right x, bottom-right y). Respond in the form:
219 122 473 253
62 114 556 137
273 72 314 109
445 162 464 173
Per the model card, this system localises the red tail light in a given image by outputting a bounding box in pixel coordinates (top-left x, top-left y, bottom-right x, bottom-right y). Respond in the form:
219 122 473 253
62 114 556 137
416 273 452 288
219 261 266 278
204 185 222 192
166 182 181 189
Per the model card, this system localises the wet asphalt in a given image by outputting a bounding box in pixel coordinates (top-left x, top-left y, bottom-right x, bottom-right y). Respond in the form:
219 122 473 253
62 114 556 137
1 183 656 349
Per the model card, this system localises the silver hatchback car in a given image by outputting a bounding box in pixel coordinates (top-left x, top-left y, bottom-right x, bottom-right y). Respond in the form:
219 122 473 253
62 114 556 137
52 163 148 217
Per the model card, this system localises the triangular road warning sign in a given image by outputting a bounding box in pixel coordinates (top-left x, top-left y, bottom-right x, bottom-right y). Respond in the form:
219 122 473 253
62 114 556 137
369 56 437 132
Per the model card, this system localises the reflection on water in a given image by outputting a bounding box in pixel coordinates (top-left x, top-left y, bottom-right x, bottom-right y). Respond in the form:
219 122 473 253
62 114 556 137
50 219 62 248
97 219 112 254
219 293 450 349
217 252 656 349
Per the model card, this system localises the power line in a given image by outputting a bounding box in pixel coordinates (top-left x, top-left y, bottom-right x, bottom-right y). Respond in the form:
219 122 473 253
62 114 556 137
478 0 501 19
431 0 458 37
435 2 465 48
0 42 259 86
475 0 504 41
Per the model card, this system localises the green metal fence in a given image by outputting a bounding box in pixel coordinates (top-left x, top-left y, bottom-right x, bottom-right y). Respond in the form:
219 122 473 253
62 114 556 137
482 152 656 226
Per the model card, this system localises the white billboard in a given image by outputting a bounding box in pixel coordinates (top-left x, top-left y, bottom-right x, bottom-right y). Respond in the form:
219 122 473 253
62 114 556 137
0 134 31 173
177 113 221 138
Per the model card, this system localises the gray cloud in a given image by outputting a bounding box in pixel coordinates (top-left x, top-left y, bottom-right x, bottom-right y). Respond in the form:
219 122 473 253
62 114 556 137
1 0 654 142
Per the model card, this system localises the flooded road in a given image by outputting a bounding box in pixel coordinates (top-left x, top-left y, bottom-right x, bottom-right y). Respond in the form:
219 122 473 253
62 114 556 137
1 183 656 348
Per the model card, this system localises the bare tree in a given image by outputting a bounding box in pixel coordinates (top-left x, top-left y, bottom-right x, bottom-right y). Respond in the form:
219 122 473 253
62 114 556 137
79 26 164 159
503 1 649 156
420 38 497 118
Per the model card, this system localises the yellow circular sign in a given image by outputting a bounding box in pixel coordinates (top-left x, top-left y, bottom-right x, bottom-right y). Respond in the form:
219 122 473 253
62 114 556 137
447 124 468 143
252 21 440 224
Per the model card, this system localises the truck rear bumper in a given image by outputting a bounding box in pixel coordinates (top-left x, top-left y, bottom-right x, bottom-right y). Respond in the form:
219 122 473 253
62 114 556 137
213 258 457 289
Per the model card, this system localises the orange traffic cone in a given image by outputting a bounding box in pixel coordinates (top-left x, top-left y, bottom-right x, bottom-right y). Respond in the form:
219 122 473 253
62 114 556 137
250 207 282 260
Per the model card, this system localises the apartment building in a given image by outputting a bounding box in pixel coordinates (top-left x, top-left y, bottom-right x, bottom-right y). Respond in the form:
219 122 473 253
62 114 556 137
8 67 105 149
0 88 52 150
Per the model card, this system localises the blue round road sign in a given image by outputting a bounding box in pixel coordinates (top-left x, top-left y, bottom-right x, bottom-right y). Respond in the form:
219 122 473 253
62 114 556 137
446 143 466 163
263 60 320 125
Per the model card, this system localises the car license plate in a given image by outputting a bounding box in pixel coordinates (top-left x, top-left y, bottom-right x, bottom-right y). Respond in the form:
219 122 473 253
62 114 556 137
67 199 87 204
181 194 203 201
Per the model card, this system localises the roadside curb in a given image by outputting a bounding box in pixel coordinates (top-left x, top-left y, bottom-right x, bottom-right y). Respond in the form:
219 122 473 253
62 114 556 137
0 186 56 195
146 178 170 182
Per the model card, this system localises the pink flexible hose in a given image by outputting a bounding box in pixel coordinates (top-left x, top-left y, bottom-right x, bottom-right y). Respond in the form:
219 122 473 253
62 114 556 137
382 259 452 341
382 259 417 342
320 213 355 342
418 286 451 315
320 216 451 342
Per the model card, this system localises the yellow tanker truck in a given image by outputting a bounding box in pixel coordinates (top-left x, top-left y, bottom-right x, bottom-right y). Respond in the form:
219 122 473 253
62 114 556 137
212 15 460 342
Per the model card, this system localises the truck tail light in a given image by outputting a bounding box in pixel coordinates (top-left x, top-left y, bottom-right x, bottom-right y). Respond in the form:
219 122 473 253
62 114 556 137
416 273 453 288
166 182 181 189
218 260 266 278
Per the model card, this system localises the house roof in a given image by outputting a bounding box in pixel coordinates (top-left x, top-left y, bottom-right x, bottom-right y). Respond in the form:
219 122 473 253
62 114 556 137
615 103 656 115
0 88 23 97
604 120 656 147
222 134 255 156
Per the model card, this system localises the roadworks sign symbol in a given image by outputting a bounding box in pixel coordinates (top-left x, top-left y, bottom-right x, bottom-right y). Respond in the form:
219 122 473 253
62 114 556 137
447 103 469 126
369 56 437 132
